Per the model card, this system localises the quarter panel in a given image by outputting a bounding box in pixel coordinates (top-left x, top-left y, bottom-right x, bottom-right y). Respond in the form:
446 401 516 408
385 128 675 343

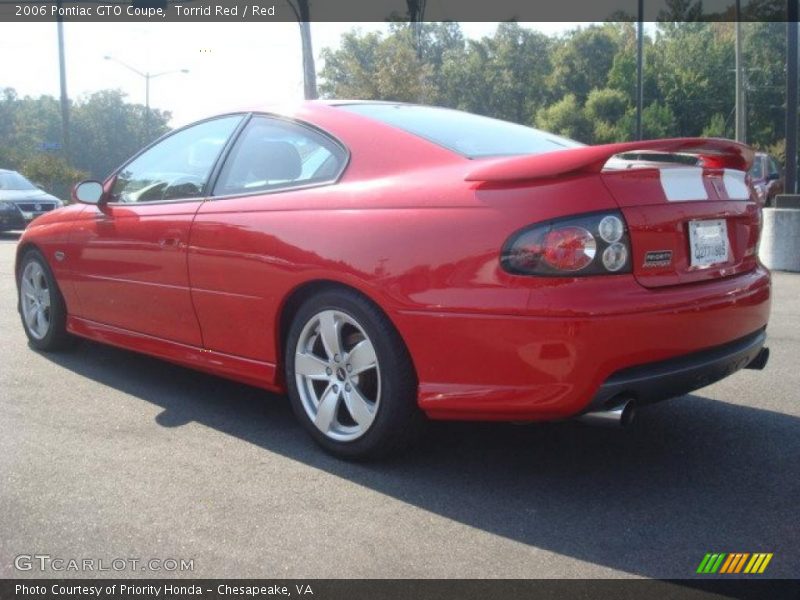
188 171 621 368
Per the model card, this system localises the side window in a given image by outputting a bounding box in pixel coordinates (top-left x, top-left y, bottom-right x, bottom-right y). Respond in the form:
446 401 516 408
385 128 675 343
749 158 764 180
111 115 243 203
768 157 781 177
212 116 346 197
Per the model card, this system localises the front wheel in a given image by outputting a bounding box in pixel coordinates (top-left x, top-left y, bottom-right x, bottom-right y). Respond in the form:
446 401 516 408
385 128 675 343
18 249 73 351
285 288 423 460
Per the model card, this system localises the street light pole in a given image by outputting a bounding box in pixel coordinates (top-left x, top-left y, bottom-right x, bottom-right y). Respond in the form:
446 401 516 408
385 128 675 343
145 72 150 140
56 0 70 164
103 55 188 140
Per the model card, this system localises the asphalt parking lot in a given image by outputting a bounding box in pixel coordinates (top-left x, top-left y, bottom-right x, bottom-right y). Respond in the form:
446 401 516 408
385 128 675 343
0 231 798 580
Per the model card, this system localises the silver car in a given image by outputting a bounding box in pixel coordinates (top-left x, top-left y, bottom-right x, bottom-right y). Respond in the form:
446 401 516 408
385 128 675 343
0 169 64 231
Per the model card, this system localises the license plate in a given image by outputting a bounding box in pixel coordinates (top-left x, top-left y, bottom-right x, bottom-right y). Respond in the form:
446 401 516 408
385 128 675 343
688 219 729 268
21 211 33 221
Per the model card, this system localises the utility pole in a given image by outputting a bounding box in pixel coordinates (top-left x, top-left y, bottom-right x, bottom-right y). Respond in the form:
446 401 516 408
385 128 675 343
56 0 70 164
299 21 317 100
407 0 428 59
636 0 644 140
787 0 798 194
735 0 747 143
285 1 317 100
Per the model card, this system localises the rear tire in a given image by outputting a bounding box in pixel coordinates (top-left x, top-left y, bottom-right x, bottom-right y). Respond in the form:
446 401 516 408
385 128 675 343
18 249 73 351
285 288 423 460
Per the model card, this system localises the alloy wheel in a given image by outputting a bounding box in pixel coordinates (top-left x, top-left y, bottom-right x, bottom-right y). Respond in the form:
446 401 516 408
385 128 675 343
20 261 52 340
294 309 381 442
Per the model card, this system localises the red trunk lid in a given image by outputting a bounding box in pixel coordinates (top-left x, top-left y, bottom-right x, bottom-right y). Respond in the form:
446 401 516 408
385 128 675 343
464 137 760 289
601 165 761 288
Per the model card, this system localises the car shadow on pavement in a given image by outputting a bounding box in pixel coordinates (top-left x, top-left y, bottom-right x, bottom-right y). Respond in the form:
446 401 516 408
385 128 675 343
41 338 800 580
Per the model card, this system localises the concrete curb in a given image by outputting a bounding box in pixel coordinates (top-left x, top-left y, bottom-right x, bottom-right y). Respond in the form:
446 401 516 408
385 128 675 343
760 207 800 272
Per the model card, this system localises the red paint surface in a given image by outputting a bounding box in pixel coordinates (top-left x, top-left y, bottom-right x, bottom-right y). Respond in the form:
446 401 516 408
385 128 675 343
16 103 771 420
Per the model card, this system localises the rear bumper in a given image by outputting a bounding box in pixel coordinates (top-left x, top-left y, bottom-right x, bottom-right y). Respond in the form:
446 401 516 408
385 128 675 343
584 328 767 413
394 266 771 421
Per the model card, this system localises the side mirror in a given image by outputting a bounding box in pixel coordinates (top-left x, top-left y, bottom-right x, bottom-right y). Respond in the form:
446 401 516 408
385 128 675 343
73 180 105 205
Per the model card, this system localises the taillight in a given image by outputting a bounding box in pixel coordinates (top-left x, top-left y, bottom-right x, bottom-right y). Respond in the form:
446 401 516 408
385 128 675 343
538 226 597 271
501 211 632 276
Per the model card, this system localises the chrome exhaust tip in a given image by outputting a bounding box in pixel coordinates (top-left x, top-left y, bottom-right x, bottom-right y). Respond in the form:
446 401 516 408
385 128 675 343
577 399 636 428
745 347 769 370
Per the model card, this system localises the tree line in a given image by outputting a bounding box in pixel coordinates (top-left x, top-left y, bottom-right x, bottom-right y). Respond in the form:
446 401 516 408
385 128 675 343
0 88 170 200
319 21 786 160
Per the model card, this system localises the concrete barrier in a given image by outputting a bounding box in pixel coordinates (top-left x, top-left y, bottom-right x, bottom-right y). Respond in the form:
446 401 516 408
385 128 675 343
760 204 800 273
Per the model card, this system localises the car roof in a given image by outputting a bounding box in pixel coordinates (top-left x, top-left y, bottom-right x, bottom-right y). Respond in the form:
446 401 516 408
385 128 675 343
231 99 423 118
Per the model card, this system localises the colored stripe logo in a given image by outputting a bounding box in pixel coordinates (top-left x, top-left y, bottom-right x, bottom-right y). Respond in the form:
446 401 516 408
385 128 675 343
697 553 773 574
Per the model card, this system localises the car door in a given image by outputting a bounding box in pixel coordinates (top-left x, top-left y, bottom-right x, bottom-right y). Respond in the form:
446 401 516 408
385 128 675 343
70 115 244 346
188 115 348 362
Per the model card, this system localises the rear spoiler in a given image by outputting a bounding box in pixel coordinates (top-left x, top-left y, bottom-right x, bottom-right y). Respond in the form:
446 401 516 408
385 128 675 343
464 137 754 183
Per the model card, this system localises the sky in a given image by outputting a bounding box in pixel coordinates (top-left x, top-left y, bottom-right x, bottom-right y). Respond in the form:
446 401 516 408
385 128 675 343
0 22 585 127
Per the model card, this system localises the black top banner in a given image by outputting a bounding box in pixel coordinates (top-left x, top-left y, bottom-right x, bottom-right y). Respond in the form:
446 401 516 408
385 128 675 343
0 0 791 22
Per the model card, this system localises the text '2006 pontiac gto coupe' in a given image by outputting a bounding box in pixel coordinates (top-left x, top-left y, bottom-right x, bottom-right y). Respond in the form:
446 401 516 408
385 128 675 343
16 102 770 459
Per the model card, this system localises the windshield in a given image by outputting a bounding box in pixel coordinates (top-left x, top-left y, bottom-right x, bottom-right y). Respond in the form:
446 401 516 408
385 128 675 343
338 103 584 158
0 171 38 191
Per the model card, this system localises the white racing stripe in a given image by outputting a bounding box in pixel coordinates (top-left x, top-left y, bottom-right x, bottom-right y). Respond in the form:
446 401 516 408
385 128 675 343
659 167 708 201
722 169 750 200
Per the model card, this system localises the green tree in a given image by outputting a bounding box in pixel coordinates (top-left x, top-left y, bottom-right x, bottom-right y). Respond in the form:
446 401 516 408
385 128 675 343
69 90 170 180
19 154 87 201
585 88 631 142
411 21 465 76
319 30 383 99
701 113 729 138
549 25 622 103
743 21 786 148
319 22 465 104
319 28 436 102
607 24 659 110
650 23 734 137
641 102 678 139
657 0 705 21
535 94 593 142
439 22 553 123
0 87 171 189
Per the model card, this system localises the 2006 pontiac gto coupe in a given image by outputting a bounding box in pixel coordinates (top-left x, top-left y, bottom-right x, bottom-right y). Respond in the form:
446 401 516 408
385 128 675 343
16 102 771 459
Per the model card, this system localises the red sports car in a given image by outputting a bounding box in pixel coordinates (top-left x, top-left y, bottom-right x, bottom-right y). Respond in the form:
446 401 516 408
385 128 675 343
15 102 771 459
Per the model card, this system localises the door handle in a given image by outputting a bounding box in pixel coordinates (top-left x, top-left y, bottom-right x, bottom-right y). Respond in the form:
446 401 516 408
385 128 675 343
159 237 181 248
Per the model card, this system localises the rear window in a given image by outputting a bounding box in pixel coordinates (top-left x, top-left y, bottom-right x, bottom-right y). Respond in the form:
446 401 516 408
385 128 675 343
338 103 583 158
